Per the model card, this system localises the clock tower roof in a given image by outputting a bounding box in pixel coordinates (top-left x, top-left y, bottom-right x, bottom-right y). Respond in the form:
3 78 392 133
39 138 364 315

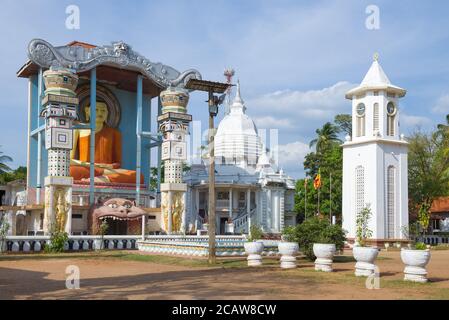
345 55 406 99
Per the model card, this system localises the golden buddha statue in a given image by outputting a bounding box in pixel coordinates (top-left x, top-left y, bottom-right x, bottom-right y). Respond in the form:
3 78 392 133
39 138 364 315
70 102 143 184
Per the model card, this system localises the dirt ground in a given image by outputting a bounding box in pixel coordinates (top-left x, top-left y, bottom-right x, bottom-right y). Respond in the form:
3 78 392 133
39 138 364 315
0 250 448 300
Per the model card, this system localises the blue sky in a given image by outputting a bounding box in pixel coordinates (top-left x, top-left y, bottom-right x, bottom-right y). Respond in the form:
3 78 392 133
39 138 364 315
1 0 449 178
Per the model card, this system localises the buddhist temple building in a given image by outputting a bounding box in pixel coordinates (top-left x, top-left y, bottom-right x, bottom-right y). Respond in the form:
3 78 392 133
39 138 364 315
184 82 297 235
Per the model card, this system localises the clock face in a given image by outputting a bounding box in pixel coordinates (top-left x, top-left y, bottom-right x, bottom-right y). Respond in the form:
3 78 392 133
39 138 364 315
387 102 396 115
356 103 365 116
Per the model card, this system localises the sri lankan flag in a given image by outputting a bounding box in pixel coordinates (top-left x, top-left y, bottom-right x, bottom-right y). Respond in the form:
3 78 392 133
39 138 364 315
313 172 322 190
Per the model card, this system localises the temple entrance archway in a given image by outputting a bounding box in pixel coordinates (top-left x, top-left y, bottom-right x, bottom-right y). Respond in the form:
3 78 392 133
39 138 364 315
104 218 127 235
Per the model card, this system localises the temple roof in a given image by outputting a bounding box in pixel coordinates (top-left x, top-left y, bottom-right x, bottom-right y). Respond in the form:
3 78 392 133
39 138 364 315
346 55 406 99
17 38 202 97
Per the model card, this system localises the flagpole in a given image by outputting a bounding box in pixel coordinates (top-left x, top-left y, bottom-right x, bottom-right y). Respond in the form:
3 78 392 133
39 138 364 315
329 172 332 224
317 169 321 216
304 178 307 220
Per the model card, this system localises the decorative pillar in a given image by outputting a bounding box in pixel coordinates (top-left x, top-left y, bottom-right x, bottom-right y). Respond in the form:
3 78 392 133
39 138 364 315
195 188 200 229
247 188 251 233
158 87 191 234
229 188 233 218
40 68 78 235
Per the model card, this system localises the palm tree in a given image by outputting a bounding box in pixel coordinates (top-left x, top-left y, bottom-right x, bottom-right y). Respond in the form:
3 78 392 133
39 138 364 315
437 114 449 132
0 148 12 175
309 122 342 154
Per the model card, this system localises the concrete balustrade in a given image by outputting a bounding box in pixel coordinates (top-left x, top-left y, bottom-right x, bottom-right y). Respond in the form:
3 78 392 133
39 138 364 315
2 235 140 253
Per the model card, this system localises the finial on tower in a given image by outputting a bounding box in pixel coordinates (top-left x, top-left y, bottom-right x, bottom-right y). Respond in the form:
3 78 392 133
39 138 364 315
373 52 379 62
224 67 235 83
235 79 243 102
224 67 235 115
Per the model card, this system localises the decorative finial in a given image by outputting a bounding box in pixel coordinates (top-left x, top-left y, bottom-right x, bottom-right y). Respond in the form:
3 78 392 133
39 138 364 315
224 67 235 82
373 52 379 62
224 68 235 115
236 79 242 102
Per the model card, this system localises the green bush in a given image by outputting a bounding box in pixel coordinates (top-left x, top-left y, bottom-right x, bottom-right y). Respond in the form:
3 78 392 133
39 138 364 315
248 225 263 242
283 217 346 260
414 242 427 250
44 230 69 253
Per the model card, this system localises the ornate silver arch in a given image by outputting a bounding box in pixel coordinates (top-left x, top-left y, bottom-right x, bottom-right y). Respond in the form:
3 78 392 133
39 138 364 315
27 39 202 90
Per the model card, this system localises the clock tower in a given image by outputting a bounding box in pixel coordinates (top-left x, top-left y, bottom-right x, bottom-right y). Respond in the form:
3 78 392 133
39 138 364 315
342 55 409 244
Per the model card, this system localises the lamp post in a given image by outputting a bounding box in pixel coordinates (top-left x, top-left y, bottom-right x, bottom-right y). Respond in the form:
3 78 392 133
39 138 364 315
186 79 231 264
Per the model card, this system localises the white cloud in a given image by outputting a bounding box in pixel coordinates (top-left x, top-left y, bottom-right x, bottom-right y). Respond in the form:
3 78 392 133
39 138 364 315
253 116 293 129
432 94 449 114
400 112 432 128
248 81 355 121
277 140 310 169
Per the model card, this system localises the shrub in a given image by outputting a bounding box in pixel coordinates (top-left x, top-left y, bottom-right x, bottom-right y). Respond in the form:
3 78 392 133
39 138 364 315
97 220 109 250
0 214 10 253
356 205 373 247
248 225 263 242
44 230 69 253
283 217 346 260
414 242 427 250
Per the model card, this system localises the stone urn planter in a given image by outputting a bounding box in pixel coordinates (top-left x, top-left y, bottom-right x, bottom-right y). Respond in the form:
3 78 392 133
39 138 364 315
400 249 431 283
278 242 299 269
244 241 264 266
353 246 379 276
313 243 336 272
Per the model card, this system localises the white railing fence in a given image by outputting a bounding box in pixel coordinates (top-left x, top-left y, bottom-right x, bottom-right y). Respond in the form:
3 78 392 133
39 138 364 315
421 235 449 246
1 235 140 253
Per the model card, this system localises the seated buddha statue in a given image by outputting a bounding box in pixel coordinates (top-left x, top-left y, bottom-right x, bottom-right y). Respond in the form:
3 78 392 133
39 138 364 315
70 101 143 184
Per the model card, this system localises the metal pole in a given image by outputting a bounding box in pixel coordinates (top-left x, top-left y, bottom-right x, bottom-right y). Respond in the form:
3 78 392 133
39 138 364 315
304 179 307 221
89 68 97 205
208 90 216 264
329 172 332 224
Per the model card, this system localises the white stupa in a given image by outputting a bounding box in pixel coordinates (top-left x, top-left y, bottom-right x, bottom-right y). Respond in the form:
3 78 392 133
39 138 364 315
215 81 261 168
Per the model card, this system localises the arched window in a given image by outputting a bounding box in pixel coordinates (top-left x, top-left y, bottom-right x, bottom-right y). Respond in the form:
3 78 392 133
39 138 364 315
387 166 396 238
373 103 379 133
356 103 366 137
355 166 365 215
387 102 396 136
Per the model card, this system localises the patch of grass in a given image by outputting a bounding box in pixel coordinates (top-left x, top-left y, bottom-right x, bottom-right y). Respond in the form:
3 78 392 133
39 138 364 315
424 288 449 300
431 245 449 251
334 255 355 263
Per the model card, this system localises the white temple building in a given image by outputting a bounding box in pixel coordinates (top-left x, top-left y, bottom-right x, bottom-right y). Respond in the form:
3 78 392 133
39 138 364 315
184 83 297 235
342 56 409 243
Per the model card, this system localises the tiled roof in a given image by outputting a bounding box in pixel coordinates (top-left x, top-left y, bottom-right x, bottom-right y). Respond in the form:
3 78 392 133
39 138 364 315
431 197 449 213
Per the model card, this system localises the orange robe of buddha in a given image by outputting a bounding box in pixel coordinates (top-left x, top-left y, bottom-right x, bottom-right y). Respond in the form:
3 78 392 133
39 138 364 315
70 126 143 184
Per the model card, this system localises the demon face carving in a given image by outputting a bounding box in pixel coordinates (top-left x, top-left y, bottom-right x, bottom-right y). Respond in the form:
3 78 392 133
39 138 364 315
93 198 146 221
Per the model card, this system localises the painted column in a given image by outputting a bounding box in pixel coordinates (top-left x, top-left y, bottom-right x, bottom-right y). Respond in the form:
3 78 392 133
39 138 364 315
195 188 200 229
158 87 191 234
229 188 233 218
40 68 78 235
272 190 278 233
36 68 43 204
267 189 272 231
89 69 96 205
247 188 251 233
